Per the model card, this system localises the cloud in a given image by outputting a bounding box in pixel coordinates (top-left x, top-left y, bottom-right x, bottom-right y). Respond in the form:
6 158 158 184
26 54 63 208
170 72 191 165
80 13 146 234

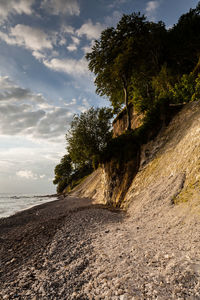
105 10 122 27
16 170 38 180
76 20 105 40
62 25 75 35
81 40 95 54
0 24 53 52
67 44 77 52
145 1 160 19
57 26 76 47
35 107 73 139
0 76 46 104
108 0 128 9
0 0 34 21
59 37 67 46
32 50 46 61
0 103 45 135
41 0 80 16
0 102 72 139
71 36 80 45
0 76 74 140
61 31 80 51
0 141 65 193
64 98 77 106
43 57 89 77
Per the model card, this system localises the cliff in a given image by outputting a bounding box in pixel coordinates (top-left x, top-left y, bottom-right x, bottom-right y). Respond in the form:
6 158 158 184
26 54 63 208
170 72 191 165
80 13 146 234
69 100 200 213
4 100 200 299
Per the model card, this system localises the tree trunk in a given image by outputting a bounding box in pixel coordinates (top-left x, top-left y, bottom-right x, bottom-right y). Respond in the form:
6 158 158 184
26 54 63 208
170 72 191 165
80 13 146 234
123 85 131 131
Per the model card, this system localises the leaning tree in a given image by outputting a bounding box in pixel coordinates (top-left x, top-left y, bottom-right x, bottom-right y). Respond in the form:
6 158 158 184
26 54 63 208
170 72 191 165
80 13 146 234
86 13 166 130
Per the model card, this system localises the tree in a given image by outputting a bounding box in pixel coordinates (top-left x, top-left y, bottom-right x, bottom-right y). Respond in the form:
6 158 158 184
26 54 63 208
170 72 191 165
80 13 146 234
66 107 113 167
53 107 112 193
53 154 72 193
167 2 200 75
86 13 166 129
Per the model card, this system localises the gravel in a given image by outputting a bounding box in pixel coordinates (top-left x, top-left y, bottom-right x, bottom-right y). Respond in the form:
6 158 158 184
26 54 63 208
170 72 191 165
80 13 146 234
0 195 200 299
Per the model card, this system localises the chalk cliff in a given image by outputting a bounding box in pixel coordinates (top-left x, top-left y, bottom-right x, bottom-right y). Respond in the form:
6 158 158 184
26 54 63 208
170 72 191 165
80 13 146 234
70 100 200 213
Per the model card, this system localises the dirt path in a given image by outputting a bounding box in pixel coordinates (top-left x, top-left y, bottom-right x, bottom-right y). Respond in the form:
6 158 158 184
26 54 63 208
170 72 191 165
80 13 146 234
0 195 200 299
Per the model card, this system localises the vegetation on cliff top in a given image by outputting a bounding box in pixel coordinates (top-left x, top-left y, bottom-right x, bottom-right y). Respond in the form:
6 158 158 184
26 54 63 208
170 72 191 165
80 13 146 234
86 3 200 127
54 3 200 194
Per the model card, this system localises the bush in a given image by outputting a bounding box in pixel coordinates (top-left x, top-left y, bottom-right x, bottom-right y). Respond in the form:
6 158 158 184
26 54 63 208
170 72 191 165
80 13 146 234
192 74 200 101
171 73 195 103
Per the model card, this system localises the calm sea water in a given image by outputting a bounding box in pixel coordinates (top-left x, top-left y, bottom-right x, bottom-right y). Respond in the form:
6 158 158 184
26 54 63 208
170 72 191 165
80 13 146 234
0 193 58 219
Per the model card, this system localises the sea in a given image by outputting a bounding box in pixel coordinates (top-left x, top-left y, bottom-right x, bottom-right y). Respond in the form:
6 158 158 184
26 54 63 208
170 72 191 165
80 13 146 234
0 193 58 219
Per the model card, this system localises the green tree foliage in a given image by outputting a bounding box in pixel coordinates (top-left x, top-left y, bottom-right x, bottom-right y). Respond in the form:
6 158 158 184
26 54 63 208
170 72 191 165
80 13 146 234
53 155 72 193
192 74 200 101
53 107 113 193
86 13 167 127
167 3 200 75
66 107 113 167
152 65 174 100
171 74 196 103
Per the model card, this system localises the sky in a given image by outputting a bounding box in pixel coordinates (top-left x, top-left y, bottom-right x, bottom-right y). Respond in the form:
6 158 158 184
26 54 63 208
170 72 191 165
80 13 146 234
0 0 199 194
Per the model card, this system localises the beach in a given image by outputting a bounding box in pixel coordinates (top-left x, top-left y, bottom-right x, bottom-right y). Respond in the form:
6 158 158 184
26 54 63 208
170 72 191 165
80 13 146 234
0 196 122 299
1 195 200 299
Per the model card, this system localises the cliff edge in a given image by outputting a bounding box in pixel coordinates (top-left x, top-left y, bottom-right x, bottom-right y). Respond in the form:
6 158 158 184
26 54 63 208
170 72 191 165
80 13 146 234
64 100 200 299
1 101 200 299
70 100 200 214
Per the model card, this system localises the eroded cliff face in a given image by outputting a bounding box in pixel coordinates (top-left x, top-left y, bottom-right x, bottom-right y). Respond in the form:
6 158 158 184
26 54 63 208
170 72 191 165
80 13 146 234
102 152 140 207
67 169 105 204
70 101 200 212
123 100 200 211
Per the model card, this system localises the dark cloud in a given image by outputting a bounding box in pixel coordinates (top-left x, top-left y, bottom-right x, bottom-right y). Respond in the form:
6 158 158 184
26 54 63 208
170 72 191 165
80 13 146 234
0 76 75 139
0 76 46 104
0 104 45 135
35 108 73 138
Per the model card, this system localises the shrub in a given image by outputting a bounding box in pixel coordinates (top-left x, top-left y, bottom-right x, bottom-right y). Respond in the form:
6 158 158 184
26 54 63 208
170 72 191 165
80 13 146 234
171 73 195 103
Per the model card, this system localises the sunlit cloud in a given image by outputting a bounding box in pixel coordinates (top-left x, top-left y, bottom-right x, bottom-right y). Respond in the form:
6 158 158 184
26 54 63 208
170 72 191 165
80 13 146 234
0 25 53 51
16 170 38 180
43 57 89 77
76 20 105 40
71 36 80 45
0 0 34 22
67 44 78 52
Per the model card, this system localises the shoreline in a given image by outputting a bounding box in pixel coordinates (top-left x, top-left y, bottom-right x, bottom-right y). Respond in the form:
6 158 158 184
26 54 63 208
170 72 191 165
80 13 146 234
1 193 200 299
0 195 122 299
0 194 59 220
0 195 101 280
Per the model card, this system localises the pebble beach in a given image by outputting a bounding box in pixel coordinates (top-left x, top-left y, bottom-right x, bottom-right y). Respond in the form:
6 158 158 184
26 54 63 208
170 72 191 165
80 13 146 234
0 196 200 299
